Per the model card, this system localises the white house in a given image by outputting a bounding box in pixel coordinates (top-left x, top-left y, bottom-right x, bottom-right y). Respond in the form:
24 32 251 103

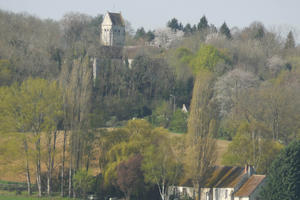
170 165 261 200
101 12 125 46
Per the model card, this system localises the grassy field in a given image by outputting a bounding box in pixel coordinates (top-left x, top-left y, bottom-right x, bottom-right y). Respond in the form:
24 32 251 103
0 196 70 200
0 190 70 200
0 129 231 182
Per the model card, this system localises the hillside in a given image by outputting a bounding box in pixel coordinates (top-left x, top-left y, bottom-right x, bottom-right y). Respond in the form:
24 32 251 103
0 130 230 183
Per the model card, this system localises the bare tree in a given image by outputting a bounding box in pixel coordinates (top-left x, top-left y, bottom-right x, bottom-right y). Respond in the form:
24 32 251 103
59 54 92 197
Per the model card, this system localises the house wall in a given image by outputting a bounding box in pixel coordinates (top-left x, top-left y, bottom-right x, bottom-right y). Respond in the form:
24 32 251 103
169 186 194 199
213 188 234 200
234 197 249 200
200 188 212 200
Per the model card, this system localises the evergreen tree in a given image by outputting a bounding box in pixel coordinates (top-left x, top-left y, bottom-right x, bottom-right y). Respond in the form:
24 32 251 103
192 24 197 32
167 18 180 31
135 27 146 39
210 24 218 33
220 22 232 39
197 15 209 31
183 23 193 34
146 30 155 42
260 140 300 200
285 31 296 49
178 22 183 30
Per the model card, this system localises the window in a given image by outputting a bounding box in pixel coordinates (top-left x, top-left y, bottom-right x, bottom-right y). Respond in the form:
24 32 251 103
225 190 228 199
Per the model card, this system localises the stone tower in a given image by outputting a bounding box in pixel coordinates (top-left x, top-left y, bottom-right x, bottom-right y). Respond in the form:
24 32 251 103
101 12 125 46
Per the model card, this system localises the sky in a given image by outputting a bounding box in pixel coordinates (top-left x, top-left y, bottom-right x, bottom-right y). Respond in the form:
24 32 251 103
0 0 299 35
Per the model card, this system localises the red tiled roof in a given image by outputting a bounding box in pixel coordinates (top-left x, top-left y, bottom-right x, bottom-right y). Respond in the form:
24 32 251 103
234 175 266 197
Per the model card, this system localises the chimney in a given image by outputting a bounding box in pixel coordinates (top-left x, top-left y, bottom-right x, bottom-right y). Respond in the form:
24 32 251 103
244 164 248 174
244 164 254 176
248 165 254 176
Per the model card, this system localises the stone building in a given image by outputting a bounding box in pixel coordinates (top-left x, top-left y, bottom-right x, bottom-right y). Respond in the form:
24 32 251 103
101 12 125 46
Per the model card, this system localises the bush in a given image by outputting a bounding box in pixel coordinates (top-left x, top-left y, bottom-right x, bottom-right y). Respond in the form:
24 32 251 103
73 170 96 198
169 109 188 133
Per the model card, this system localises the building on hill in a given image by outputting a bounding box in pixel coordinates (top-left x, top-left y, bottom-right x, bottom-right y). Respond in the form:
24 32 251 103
169 165 264 200
101 12 125 46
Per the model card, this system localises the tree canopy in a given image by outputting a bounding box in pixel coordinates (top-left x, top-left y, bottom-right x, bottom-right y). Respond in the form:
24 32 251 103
260 140 300 200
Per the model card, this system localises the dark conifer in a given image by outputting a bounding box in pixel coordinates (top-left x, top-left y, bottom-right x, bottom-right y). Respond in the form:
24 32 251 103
220 22 232 39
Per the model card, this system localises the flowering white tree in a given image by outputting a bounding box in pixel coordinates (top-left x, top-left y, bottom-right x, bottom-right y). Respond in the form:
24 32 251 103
152 28 184 48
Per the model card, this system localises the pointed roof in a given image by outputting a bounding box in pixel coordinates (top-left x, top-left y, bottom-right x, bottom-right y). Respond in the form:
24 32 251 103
107 12 125 26
234 175 266 197
180 166 246 188
205 166 245 188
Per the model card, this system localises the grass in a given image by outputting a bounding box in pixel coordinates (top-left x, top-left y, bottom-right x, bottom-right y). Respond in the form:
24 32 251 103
0 180 26 185
0 188 70 200
0 196 71 200
0 191 71 200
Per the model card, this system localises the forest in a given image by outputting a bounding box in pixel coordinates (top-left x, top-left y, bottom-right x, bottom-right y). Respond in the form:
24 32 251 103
0 9 300 200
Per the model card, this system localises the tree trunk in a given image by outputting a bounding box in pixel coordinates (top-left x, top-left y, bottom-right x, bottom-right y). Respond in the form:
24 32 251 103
50 131 57 194
61 130 67 197
68 156 72 198
23 138 32 195
47 131 57 196
36 137 42 197
47 134 52 196
197 182 201 200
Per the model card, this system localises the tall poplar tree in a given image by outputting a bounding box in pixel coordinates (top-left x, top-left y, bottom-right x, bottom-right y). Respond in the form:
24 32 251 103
185 71 219 200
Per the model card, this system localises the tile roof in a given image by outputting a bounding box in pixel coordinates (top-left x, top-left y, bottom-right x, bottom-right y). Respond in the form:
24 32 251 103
108 12 125 26
180 166 247 188
204 166 245 188
234 175 266 197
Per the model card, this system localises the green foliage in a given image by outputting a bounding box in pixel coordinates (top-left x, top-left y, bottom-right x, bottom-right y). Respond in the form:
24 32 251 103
149 101 173 128
169 109 188 133
73 170 96 198
260 140 300 200
0 195 70 200
102 119 154 186
222 122 283 173
189 45 229 74
142 128 183 199
175 47 194 64
0 78 63 133
0 60 13 86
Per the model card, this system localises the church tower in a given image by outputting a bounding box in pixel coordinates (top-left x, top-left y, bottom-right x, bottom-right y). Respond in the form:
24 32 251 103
101 12 125 46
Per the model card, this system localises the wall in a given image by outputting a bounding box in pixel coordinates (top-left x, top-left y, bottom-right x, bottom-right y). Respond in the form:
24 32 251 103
213 188 235 200
169 186 195 199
